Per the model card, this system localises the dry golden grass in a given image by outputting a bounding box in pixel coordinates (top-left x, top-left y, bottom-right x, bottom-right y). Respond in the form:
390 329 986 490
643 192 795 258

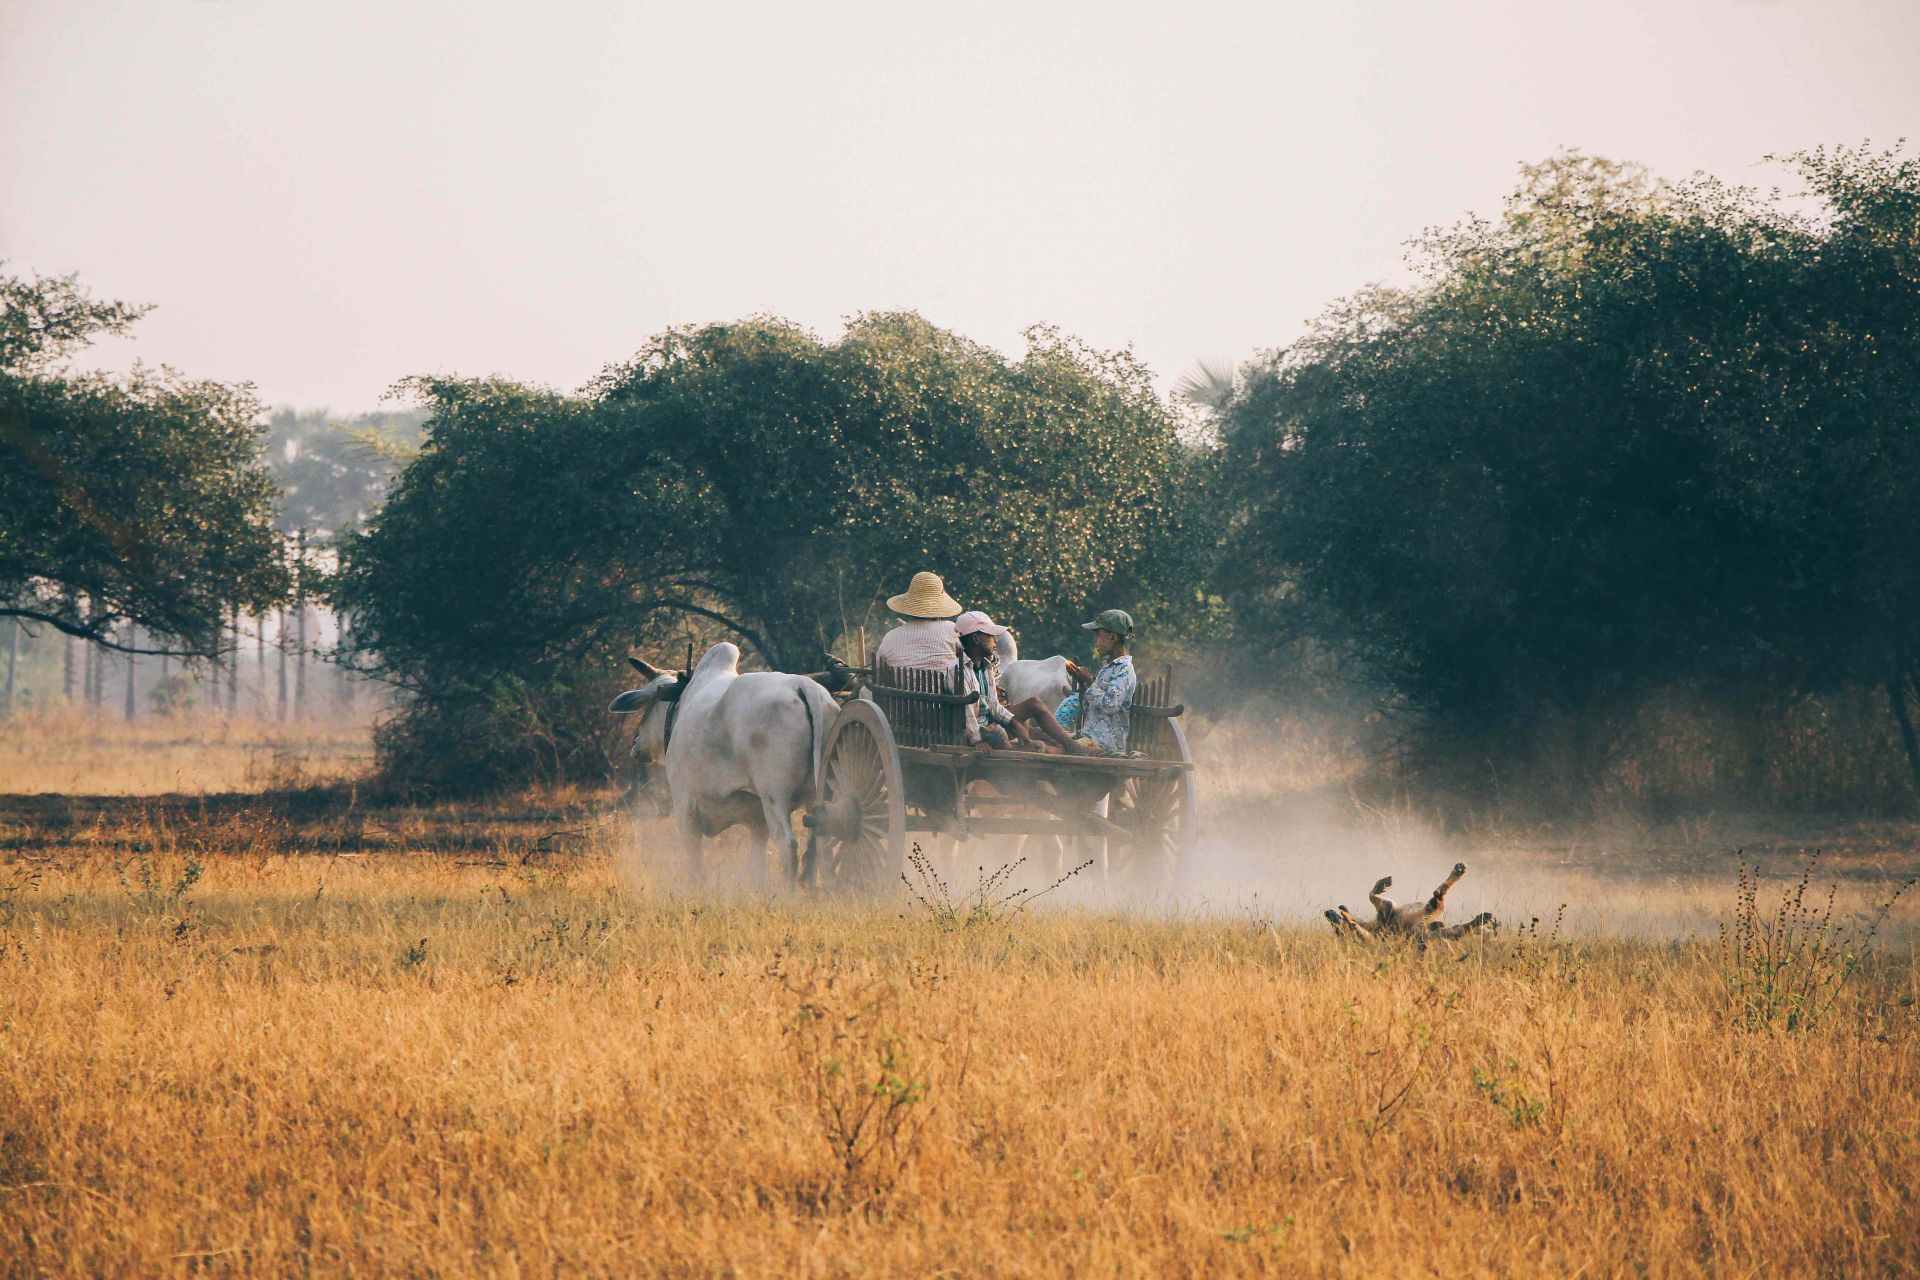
3 714 1919 1276
3 793 1919 1279
0 708 374 796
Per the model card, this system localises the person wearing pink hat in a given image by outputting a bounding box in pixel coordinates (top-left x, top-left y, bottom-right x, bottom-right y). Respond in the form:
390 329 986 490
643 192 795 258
955 610 1093 755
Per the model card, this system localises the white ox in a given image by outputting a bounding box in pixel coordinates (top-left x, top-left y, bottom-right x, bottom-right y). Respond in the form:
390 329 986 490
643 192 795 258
610 642 836 884
999 654 1076 714
989 634 1080 716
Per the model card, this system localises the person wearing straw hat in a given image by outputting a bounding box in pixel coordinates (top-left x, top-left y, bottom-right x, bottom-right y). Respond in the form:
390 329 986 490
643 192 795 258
874 570 965 671
874 570 986 745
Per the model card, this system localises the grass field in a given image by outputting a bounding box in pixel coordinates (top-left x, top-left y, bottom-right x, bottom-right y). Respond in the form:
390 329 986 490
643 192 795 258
0 708 373 796
3 715 1919 1277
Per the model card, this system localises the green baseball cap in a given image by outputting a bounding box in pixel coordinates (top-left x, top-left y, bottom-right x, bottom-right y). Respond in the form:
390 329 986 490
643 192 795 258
1081 608 1134 636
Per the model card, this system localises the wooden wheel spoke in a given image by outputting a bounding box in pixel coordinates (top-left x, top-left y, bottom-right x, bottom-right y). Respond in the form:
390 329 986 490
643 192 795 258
819 705 905 895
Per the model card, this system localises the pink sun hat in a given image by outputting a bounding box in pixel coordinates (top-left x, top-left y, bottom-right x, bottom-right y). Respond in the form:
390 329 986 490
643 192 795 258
954 610 1011 639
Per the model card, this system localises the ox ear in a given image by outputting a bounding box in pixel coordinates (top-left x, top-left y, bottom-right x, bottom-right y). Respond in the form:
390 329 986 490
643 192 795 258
609 689 653 713
628 655 664 679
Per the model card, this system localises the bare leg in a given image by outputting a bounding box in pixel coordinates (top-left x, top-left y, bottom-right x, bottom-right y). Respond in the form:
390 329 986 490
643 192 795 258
799 825 823 888
741 814 771 890
1326 905 1373 941
761 797 800 887
672 801 705 883
1368 876 1394 924
1421 862 1468 925
1432 911 1497 940
932 831 961 887
1009 696 1081 753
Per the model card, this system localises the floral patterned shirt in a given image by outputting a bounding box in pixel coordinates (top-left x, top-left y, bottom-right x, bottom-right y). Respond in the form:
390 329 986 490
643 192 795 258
1073 654 1137 756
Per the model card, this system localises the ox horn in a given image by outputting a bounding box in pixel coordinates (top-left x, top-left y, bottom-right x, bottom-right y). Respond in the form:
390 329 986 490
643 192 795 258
628 654 664 679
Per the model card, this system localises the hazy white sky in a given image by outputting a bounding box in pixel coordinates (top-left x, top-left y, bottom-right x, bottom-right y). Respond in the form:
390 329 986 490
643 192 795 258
3 0 1915 413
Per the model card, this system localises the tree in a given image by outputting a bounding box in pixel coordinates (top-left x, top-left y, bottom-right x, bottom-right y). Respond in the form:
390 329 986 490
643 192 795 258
1219 147 1920 795
264 406 427 541
0 267 288 654
337 312 1204 789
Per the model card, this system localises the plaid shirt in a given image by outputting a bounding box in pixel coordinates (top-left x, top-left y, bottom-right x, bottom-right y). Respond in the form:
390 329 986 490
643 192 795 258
961 656 1015 743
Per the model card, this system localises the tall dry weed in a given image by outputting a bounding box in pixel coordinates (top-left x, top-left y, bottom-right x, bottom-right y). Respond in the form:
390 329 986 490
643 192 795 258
1719 851 1916 1032
772 957 971 1209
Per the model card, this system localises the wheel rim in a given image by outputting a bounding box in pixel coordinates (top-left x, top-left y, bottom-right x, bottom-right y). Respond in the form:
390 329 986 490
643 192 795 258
1109 771 1186 884
815 704 905 894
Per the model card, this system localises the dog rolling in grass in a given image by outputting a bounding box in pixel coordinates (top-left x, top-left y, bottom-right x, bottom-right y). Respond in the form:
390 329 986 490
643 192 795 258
1325 862 1497 943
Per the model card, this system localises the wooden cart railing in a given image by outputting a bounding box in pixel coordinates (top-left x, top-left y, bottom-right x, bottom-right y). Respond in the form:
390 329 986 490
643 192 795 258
869 658 977 749
807 655 1197 894
866 656 1184 759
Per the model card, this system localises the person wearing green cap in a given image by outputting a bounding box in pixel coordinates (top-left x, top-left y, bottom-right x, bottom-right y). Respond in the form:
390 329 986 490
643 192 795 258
1055 608 1138 756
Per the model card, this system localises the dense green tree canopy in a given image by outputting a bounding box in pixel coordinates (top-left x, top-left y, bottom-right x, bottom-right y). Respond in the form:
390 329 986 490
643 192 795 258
1219 147 1920 783
337 312 1206 786
0 267 288 654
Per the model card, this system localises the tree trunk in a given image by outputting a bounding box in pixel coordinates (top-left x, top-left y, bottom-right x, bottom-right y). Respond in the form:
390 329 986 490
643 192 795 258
295 530 308 719
125 624 138 721
278 608 289 721
255 614 266 717
224 606 237 715
334 612 353 713
4 617 18 712
63 631 75 701
1888 657 1920 799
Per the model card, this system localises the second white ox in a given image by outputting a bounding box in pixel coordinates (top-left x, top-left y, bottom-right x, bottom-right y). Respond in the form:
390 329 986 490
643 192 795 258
610 642 837 883
985 631 1079 720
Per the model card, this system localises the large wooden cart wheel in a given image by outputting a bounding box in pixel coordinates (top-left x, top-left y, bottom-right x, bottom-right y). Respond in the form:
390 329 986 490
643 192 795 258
804 699 907 894
1106 719 1198 890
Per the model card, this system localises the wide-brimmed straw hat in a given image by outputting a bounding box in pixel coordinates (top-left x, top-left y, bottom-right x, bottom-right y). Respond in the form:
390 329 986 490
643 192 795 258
887 571 962 619
955 610 1010 639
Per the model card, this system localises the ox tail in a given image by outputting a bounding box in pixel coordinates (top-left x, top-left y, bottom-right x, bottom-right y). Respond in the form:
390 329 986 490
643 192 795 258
798 683 832 806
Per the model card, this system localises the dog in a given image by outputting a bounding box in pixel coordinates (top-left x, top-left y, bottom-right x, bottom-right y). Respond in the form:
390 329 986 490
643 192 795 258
1325 862 1496 943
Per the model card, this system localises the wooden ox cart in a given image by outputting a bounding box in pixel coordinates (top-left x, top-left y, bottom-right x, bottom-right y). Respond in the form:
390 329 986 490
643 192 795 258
800 658 1197 893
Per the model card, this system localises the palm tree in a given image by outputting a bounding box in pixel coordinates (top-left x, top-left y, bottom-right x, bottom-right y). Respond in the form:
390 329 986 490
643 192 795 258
1174 359 1237 414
